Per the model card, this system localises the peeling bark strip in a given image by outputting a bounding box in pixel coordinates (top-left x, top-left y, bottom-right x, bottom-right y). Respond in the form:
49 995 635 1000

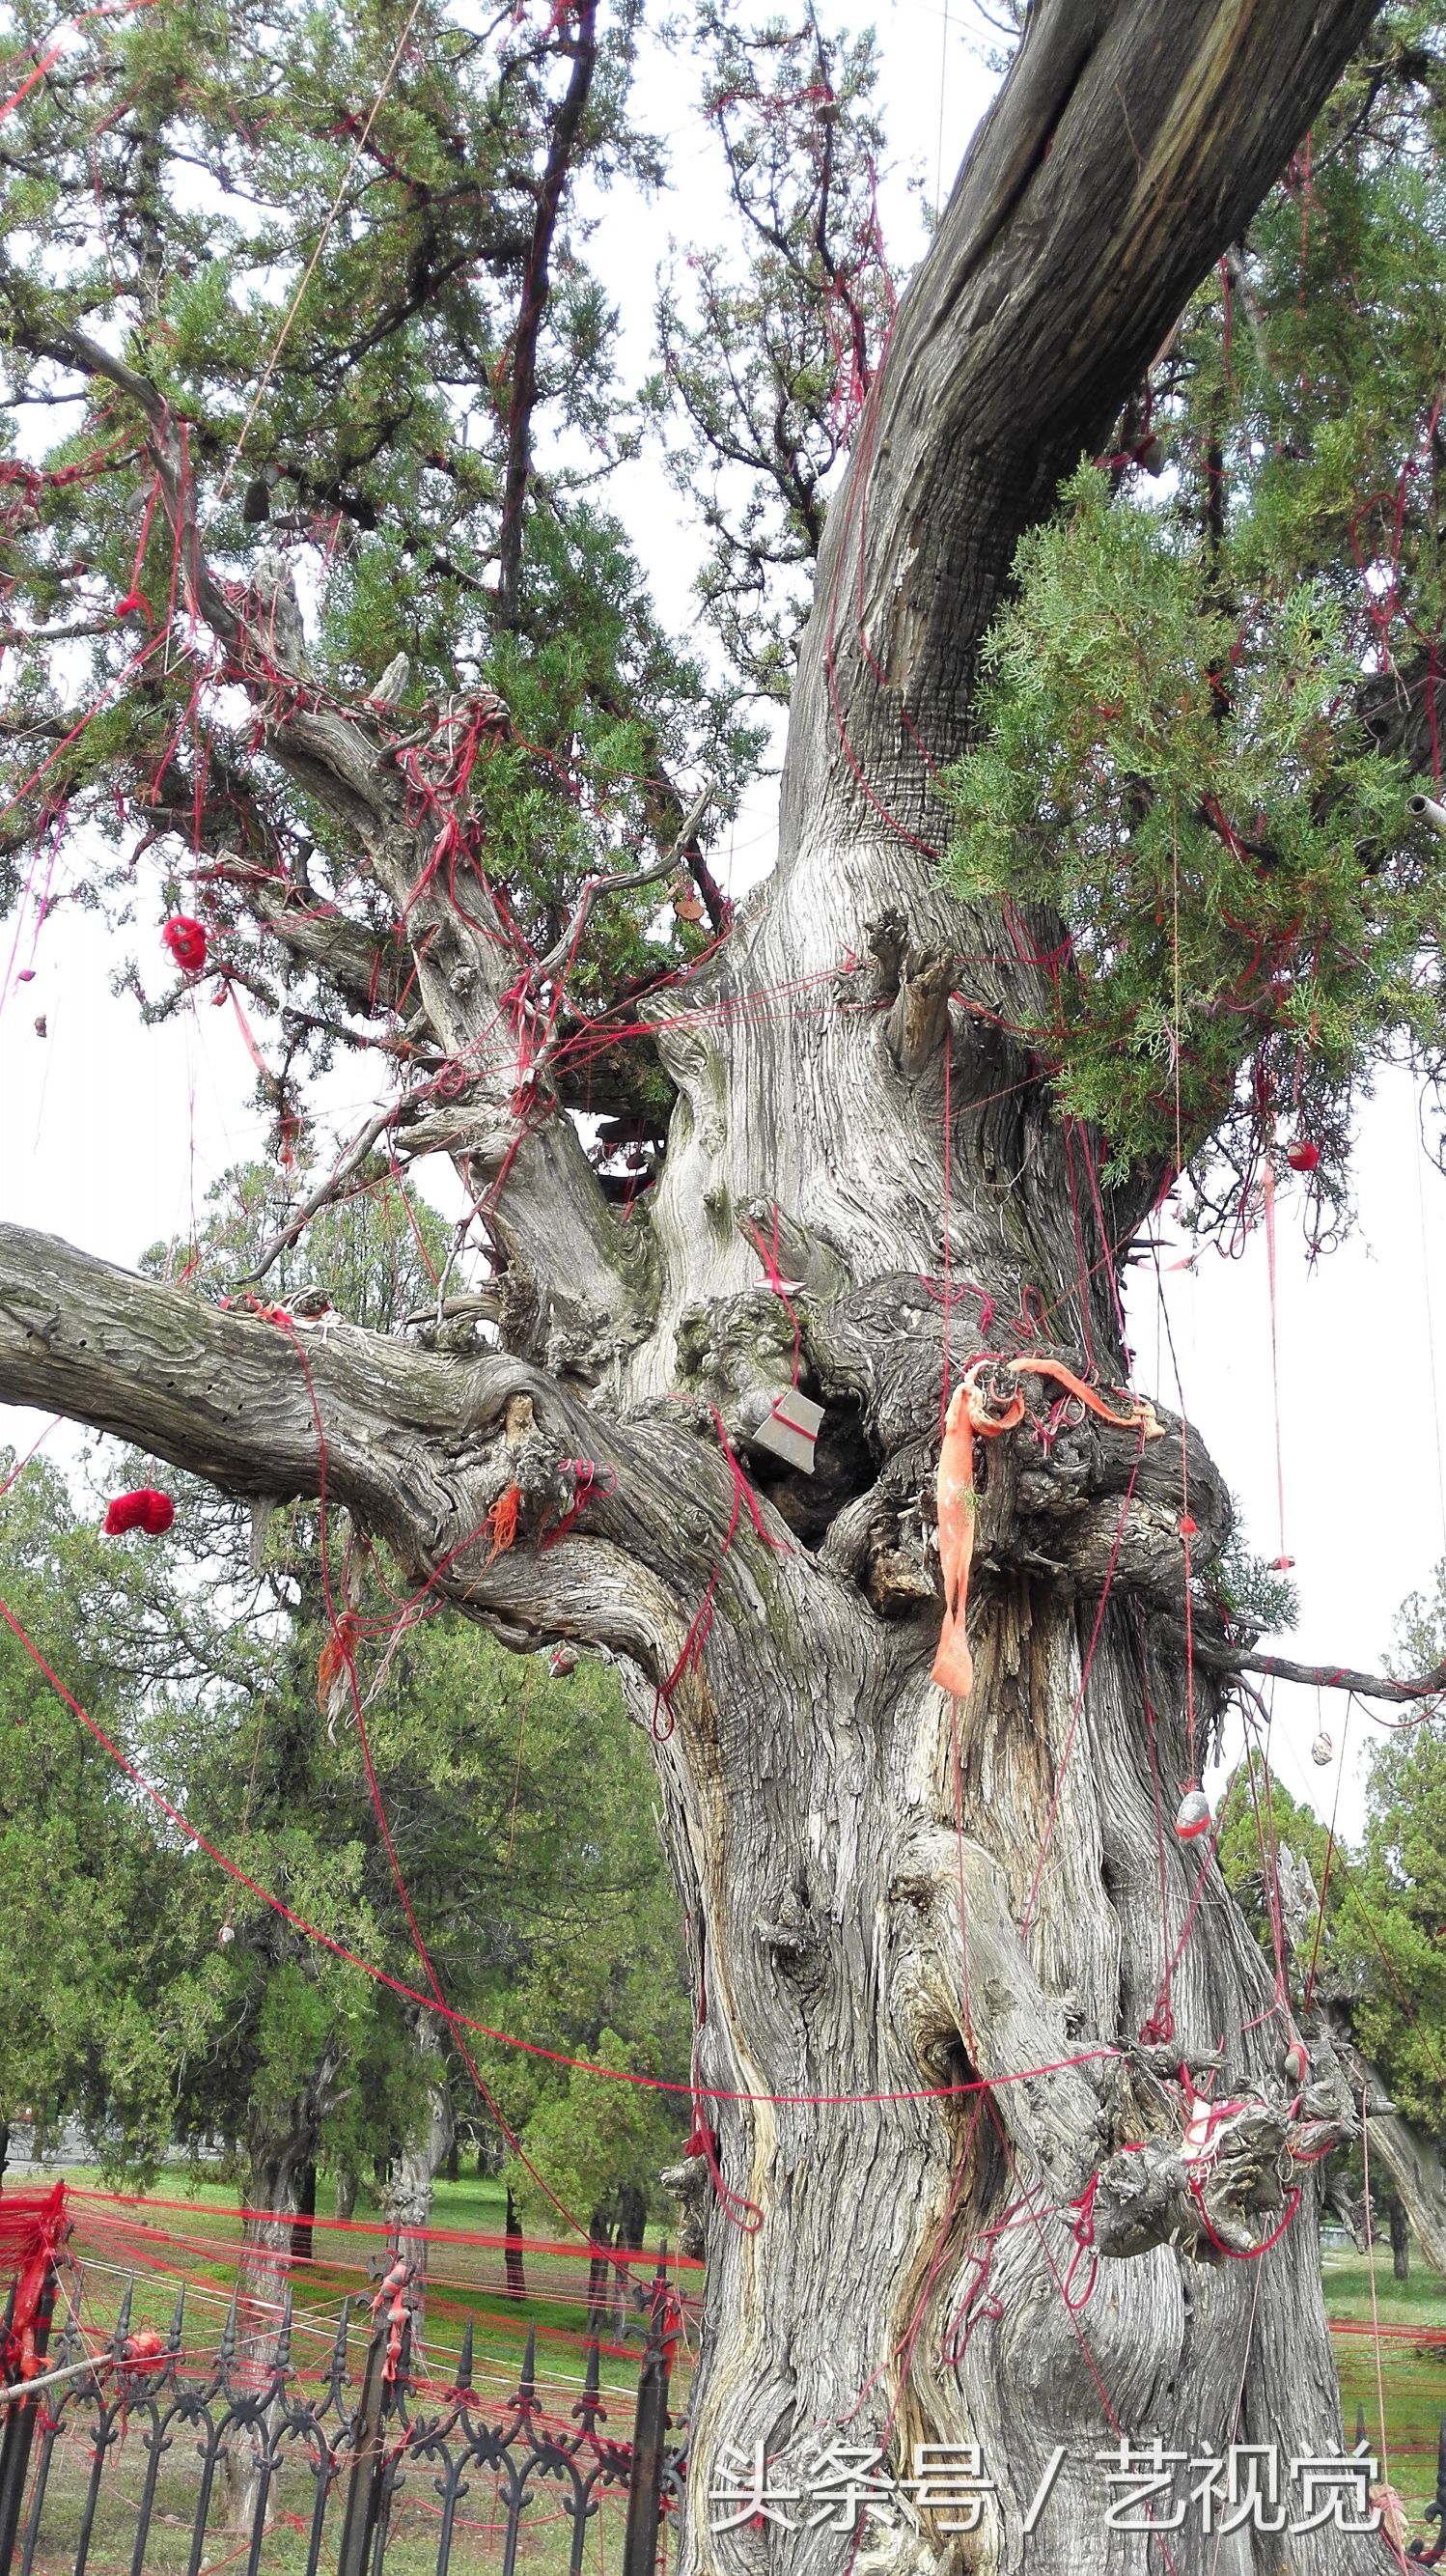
0 5 1400 2574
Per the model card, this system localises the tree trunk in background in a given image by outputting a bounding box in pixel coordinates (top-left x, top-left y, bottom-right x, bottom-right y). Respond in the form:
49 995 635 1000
384 2013 453 2348
224 2053 342 2531
332 2165 358 2225
585 2201 612 2344
611 2182 647 2343
0 2123 10 2189
1387 2195 1409 2282
224 2191 300 2534
1325 2019 1446 2277
290 2161 317 2262
1322 2166 1365 2250
505 2186 527 2302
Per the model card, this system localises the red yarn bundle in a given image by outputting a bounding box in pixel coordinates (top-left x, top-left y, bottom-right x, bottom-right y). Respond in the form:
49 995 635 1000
0 2182 67 2382
161 915 207 974
1286 1137 1320 1173
103 1488 175 1537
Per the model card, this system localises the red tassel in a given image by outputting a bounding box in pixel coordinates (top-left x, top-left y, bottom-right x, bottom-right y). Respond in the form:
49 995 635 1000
161 915 208 974
1286 1138 1320 1173
103 1488 175 1537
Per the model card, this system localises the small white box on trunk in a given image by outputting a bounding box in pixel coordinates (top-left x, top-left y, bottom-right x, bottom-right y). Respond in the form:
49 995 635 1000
747 1390 824 1474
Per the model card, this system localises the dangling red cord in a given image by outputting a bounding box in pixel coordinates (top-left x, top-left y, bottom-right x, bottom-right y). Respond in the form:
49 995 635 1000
653 1407 789 1738
686 1982 763 2234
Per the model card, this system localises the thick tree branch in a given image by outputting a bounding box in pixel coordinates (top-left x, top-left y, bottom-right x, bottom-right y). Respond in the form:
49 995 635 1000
1186 1627 1446 1706
527 783 714 996
495 2 598 626
786 0 1385 857
0 1221 691 1669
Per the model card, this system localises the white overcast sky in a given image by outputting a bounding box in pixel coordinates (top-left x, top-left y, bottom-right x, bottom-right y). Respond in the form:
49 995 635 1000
2 0 1439 1840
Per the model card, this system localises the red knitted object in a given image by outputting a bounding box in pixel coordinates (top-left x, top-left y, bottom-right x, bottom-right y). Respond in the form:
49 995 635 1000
103 1488 175 1537
161 915 207 974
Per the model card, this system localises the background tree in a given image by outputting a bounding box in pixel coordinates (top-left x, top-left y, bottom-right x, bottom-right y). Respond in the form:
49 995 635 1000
11 4 1446 2571
0 1454 186 2181
648 5 894 699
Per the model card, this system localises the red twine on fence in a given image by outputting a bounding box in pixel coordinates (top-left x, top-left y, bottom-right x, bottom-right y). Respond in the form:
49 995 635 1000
0 2183 67 2383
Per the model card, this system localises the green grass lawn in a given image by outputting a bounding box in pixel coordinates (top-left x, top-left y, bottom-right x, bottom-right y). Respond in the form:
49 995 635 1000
29 2161 685 2411
9 2181 1441 2568
9 2164 686 2574
1321 2249 1446 2533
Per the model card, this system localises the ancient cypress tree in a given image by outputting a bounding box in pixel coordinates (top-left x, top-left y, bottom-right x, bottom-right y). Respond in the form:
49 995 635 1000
9 2 1446 2567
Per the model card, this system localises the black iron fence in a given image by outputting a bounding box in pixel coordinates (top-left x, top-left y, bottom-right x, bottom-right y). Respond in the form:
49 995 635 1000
0 2250 688 2576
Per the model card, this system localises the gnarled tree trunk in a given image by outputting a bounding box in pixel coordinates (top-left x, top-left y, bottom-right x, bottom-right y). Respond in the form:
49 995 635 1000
0 5 1399 2570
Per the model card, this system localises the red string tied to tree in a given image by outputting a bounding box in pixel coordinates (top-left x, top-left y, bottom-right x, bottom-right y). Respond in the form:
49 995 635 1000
161 914 208 974
540 1456 616 1552
681 2111 764 2235
102 1488 175 1537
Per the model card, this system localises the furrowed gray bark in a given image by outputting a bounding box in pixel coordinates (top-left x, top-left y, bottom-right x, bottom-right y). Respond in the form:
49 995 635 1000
0 6 1399 2573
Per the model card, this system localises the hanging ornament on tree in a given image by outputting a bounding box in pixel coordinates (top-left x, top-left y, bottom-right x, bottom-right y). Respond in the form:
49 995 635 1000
1282 2038 1310 2086
1311 1729 1333 1766
548 1644 578 1678
1286 1138 1320 1173
161 915 208 974
102 1488 175 1537
218 1923 236 1946
1174 1785 1212 1841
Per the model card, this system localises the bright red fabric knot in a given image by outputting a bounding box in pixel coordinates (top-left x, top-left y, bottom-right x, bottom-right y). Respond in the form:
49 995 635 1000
161 915 208 974
1286 1138 1320 1173
103 1489 175 1538
1179 1514 1198 1537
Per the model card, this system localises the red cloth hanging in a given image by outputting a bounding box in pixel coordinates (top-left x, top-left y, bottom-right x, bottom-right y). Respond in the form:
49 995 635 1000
103 1488 175 1537
1286 1138 1320 1172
